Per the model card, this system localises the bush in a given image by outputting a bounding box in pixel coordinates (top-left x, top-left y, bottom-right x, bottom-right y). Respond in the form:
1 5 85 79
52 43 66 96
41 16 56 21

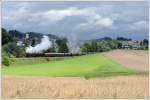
45 58 50 62
3 42 26 58
2 52 10 66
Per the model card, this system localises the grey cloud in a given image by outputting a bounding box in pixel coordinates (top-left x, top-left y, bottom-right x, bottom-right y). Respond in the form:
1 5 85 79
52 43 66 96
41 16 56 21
2 1 149 40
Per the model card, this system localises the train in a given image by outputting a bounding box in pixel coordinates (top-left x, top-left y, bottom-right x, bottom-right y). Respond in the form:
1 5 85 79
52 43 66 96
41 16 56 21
26 52 86 57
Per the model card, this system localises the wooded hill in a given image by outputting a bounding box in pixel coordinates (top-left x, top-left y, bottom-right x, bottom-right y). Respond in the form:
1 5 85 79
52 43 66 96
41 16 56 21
8 29 59 41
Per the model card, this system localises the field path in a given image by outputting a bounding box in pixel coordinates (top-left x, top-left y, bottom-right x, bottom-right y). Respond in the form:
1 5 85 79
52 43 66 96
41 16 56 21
103 50 148 71
2 75 148 99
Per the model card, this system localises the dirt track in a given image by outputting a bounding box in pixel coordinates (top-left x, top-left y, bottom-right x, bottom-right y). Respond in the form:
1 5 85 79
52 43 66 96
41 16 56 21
2 75 148 99
104 50 149 71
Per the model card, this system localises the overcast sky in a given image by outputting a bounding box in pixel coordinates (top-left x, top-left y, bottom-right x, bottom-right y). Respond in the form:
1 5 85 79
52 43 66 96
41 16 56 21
2 1 149 40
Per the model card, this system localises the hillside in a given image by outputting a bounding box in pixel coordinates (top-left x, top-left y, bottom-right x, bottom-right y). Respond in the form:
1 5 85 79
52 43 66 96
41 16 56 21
8 30 59 41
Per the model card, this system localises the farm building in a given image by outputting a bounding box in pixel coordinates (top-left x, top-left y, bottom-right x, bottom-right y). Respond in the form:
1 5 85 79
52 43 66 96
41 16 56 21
121 41 144 49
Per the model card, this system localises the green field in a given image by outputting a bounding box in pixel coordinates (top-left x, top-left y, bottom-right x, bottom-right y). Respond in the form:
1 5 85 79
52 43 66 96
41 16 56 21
2 53 138 78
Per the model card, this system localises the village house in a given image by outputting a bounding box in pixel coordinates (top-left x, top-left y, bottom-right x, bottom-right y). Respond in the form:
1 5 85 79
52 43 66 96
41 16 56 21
121 40 144 49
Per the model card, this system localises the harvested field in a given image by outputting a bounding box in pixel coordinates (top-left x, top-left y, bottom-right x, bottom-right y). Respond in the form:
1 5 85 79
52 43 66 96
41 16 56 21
103 50 148 71
2 75 148 99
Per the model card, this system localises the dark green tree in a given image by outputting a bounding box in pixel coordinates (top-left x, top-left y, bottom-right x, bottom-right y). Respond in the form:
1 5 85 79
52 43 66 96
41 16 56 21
31 38 36 46
117 41 122 49
56 38 69 53
143 39 148 49
2 28 13 45
81 43 91 53
3 42 25 57
91 41 98 52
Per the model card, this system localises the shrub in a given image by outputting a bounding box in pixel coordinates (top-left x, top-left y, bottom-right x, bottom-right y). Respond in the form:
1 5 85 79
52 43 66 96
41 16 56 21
3 42 26 58
2 52 10 66
45 58 50 62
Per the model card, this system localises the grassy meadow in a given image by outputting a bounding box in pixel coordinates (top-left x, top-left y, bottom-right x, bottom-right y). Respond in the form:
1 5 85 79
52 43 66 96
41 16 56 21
2 53 138 78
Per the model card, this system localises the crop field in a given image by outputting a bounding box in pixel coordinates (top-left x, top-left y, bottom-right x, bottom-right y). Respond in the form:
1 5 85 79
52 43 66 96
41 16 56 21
2 75 148 99
2 50 149 98
104 50 148 71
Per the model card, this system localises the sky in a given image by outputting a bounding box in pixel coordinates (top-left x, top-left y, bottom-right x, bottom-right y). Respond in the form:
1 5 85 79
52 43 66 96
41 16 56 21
2 1 149 40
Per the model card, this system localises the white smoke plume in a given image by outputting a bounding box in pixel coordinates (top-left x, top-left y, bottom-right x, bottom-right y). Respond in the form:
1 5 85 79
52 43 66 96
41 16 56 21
67 33 81 53
26 35 52 54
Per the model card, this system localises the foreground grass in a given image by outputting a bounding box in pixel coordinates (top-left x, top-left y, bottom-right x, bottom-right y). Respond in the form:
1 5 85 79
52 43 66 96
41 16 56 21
2 53 139 78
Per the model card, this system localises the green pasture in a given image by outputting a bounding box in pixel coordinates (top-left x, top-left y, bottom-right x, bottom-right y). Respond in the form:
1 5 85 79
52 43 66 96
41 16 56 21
2 53 139 78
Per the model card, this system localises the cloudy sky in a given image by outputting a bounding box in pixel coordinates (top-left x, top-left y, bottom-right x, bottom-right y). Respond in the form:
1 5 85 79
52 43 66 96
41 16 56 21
2 1 149 40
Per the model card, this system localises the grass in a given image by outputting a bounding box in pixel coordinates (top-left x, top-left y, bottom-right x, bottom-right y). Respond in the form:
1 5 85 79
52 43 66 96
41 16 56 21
2 53 138 78
9 57 64 66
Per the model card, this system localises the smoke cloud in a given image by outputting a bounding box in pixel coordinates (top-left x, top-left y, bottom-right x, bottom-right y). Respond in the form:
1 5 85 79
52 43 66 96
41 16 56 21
26 35 52 54
66 33 81 53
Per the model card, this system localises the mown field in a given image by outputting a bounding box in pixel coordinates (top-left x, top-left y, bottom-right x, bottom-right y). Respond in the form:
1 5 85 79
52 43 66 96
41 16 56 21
2 53 138 78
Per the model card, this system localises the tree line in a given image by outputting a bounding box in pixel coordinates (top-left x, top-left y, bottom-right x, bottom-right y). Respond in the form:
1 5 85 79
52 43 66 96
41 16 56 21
81 37 148 53
2 28 149 66
81 40 119 53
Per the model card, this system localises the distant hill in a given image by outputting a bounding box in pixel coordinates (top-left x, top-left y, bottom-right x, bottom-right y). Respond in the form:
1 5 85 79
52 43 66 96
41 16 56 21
83 37 132 43
94 37 113 41
82 37 113 43
8 30 60 41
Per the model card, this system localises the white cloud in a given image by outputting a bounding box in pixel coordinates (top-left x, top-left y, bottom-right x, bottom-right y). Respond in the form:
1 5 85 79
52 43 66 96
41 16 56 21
3 7 98 25
3 5 114 32
39 7 97 22
42 7 78 21
130 20 148 31
95 18 113 27
77 15 114 29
